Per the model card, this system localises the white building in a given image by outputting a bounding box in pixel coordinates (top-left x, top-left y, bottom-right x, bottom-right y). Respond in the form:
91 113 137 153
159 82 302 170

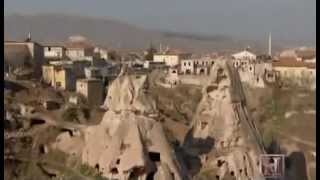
84 67 101 79
44 45 66 60
232 49 257 69
94 47 112 60
153 50 191 67
65 35 95 61
180 57 215 75
232 50 257 60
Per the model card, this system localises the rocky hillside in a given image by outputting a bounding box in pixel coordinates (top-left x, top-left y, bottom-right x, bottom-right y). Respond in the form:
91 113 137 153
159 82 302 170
183 61 264 179
52 73 190 179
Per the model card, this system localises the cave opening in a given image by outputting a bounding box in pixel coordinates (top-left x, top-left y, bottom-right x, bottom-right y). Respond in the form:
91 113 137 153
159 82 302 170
149 152 160 162
217 160 224 167
95 164 99 171
146 171 156 180
110 167 119 174
30 118 45 127
39 144 46 154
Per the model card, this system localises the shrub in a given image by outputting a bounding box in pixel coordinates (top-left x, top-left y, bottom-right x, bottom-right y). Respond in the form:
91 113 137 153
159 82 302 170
62 107 78 122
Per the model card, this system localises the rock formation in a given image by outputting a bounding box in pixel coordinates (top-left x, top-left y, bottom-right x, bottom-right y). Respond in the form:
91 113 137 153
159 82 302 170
186 60 264 179
52 74 189 180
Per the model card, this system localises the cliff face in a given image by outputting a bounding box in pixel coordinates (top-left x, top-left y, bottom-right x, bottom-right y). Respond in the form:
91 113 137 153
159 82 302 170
103 75 157 114
53 74 188 180
187 60 264 179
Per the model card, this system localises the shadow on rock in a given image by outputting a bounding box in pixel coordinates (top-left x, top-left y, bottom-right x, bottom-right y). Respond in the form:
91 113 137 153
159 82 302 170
4 80 27 92
182 127 215 155
284 151 309 180
265 138 309 180
174 127 215 176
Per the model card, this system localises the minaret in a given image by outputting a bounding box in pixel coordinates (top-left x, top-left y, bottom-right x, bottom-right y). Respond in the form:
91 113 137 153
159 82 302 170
160 43 162 54
268 32 272 57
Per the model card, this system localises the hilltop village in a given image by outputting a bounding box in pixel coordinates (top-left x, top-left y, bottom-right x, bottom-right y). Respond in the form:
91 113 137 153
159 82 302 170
4 34 316 180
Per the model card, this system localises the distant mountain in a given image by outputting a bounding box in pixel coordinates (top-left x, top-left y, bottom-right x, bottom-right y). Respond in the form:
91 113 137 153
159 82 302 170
5 13 267 53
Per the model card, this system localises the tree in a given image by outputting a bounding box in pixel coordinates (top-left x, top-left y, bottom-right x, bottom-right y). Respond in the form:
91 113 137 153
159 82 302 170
144 43 157 60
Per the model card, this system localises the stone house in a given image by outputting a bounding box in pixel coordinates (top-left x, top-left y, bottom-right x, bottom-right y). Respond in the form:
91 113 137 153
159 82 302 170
84 66 102 79
94 47 116 60
272 59 316 89
76 78 104 106
232 49 257 69
65 36 95 61
279 47 316 62
180 57 215 75
4 40 45 78
72 60 92 78
42 63 76 91
153 50 191 67
44 45 66 60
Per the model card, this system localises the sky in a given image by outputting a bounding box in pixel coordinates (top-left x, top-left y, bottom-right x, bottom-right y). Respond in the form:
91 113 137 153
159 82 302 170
4 0 316 45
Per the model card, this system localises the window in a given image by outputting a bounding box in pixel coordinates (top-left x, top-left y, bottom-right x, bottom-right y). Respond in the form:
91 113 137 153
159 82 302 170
56 82 62 87
188 62 191 66
184 62 186 66
48 47 51 51
212 61 214 65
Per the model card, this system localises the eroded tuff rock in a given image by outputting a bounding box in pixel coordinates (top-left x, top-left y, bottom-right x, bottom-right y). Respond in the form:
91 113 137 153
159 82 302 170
52 74 188 180
188 60 263 179
103 74 157 114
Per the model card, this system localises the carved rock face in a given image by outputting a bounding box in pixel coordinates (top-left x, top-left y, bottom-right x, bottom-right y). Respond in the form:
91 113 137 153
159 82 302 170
103 75 157 114
190 60 263 179
53 74 188 180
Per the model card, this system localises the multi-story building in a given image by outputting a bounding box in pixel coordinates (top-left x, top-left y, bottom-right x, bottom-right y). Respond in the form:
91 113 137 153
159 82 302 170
4 39 45 78
153 50 191 67
65 35 95 61
44 45 66 60
273 60 316 80
232 49 257 69
180 57 215 75
42 62 76 91
76 78 104 106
